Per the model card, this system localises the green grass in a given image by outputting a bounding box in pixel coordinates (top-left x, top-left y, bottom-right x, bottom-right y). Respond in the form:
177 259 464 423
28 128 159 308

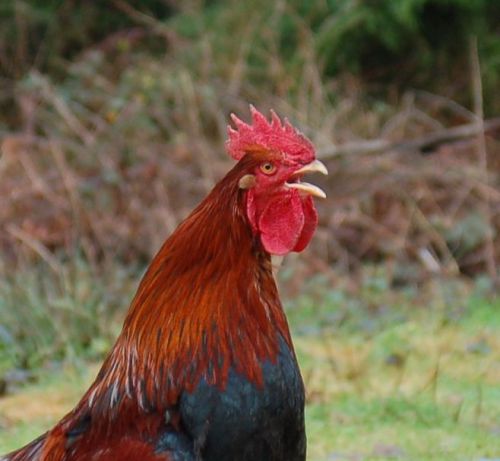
0 285 499 460
292 287 500 461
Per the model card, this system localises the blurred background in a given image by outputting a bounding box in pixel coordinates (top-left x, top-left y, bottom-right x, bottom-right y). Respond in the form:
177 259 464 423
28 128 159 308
0 1 499 459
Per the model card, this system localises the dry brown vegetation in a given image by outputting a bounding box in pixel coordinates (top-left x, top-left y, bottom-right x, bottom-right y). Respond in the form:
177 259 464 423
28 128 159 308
1 62 498 285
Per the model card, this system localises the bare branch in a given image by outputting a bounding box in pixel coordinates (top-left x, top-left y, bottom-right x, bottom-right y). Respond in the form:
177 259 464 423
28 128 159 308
317 117 500 159
469 35 497 284
6 224 62 275
111 0 176 42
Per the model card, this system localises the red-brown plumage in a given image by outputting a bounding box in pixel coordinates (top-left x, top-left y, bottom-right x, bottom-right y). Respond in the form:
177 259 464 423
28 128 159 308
18 428 172 461
78 440 171 461
4 108 326 461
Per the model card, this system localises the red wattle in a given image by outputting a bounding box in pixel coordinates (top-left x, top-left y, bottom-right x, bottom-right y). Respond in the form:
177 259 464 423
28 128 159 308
246 189 318 255
258 191 304 255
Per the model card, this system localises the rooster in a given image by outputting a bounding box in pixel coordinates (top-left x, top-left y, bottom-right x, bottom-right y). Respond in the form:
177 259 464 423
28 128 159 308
3 106 327 461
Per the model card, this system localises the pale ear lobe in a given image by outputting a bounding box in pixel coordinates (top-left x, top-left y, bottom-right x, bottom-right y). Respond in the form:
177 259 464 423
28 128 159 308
238 174 256 189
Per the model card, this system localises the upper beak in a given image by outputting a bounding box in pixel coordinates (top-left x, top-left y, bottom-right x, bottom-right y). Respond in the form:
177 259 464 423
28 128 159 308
285 160 328 199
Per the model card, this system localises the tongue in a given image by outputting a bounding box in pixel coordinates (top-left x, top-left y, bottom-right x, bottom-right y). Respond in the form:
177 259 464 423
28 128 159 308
258 190 308 255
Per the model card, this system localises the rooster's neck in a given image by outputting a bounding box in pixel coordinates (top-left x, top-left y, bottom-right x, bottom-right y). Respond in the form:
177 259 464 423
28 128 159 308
85 161 293 418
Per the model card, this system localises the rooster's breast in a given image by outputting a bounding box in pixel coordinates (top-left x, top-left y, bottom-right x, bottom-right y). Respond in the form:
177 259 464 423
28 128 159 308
174 336 305 461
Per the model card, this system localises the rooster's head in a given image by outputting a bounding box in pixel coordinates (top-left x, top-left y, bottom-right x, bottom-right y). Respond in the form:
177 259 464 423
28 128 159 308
226 105 328 255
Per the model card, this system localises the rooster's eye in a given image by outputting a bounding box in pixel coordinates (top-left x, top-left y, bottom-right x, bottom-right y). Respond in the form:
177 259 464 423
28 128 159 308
260 162 276 175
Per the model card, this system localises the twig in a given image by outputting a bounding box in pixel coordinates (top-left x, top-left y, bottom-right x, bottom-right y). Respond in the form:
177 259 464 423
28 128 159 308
475 380 483 425
410 202 460 276
111 0 175 42
35 72 94 146
49 140 82 232
317 117 500 159
6 224 62 275
13 140 67 209
412 89 476 122
469 36 498 284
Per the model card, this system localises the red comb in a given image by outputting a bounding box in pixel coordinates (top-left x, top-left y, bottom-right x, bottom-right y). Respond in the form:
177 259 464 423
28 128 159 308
226 105 315 163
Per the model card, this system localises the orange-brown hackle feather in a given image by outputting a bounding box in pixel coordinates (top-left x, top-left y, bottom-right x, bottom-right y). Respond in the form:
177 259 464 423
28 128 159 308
92 153 292 411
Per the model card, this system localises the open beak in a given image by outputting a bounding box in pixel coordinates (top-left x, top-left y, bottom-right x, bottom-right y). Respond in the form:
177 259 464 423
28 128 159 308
285 159 328 199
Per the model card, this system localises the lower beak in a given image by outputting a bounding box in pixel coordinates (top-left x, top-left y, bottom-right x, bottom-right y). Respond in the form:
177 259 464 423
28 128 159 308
285 160 328 199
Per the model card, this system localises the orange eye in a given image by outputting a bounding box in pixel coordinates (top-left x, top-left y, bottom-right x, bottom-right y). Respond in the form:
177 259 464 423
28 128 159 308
260 162 276 175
